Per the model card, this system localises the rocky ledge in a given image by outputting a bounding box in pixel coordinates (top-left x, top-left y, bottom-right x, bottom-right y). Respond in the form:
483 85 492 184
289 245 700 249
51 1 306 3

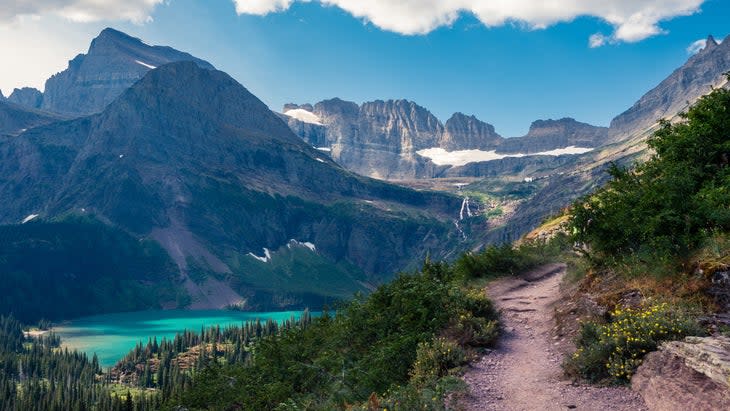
632 336 730 410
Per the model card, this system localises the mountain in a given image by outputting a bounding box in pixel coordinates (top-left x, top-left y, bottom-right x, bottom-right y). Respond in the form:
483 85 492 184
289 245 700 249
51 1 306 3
0 61 467 313
442 112 502 150
336 99 444 179
282 35 730 247
496 118 607 154
609 35 730 143
480 35 730 244
41 28 214 116
7 87 43 109
0 100 60 136
283 99 604 179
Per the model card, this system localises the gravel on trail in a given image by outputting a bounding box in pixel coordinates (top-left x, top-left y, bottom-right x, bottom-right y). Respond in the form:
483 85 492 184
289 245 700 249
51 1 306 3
458 264 648 411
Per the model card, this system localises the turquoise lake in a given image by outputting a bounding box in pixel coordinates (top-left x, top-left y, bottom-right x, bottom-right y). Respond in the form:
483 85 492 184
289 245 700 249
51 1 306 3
54 310 312 368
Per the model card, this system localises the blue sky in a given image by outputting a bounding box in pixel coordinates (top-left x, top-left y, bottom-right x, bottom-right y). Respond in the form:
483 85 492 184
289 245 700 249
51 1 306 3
0 0 728 136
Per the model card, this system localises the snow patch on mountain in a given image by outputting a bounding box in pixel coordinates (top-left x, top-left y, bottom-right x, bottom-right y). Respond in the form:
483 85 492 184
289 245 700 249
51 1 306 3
417 146 593 167
248 248 272 263
284 108 323 125
288 239 316 252
21 214 39 224
135 60 157 69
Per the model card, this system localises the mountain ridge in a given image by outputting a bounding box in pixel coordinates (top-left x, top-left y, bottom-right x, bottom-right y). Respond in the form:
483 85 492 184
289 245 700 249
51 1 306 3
0 61 469 311
36 27 215 116
284 98 606 179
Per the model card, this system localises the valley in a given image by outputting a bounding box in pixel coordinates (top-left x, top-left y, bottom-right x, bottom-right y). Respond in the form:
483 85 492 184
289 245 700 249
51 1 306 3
1 7 730 409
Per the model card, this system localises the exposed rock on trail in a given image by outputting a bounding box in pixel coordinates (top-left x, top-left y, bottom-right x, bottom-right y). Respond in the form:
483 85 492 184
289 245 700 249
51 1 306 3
632 336 730 411
459 264 647 411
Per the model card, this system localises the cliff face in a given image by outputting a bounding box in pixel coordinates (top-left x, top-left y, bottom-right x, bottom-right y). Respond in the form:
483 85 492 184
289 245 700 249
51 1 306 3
282 101 605 179
441 112 502 150
339 99 444 179
609 35 730 142
41 28 214 116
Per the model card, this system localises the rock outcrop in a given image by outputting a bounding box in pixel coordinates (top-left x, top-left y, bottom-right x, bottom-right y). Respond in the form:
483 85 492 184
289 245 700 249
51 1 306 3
41 27 214 116
279 106 328 148
7 87 43 109
336 99 443 178
632 336 730 411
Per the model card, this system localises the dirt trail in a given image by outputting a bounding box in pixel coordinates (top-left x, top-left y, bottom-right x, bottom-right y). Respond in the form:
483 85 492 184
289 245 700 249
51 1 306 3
459 264 648 411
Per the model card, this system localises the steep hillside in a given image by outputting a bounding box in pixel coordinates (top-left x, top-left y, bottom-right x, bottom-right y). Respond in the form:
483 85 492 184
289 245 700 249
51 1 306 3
0 217 183 323
609 35 730 143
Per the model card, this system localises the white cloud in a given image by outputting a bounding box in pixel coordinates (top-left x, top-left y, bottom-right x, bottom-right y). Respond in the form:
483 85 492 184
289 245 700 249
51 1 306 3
232 0 705 45
233 0 296 15
0 1 166 94
0 1 164 25
687 38 707 54
0 17 104 93
687 37 722 54
589 33 608 48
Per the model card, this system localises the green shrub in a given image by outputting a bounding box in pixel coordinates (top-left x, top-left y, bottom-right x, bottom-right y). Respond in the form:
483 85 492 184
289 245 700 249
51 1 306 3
174 259 499 410
455 244 532 280
411 338 466 385
566 303 704 383
357 376 465 411
570 80 730 261
448 288 499 347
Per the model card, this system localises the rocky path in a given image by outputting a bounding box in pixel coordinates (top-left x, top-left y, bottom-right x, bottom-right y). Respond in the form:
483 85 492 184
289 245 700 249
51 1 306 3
458 264 648 411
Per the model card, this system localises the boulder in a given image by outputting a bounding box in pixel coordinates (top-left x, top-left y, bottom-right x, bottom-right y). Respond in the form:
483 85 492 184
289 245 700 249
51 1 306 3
632 336 730 410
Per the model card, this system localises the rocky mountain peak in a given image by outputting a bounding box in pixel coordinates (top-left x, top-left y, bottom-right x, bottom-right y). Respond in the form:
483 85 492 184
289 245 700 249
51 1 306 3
283 103 314 112
314 98 359 119
608 33 730 142
526 118 582 137
705 34 719 51
359 99 443 149
41 28 214 116
89 27 142 52
7 87 43 109
442 112 501 150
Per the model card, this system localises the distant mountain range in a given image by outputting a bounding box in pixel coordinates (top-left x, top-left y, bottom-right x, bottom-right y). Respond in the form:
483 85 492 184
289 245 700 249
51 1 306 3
281 35 729 184
2 29 729 320
282 100 607 179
